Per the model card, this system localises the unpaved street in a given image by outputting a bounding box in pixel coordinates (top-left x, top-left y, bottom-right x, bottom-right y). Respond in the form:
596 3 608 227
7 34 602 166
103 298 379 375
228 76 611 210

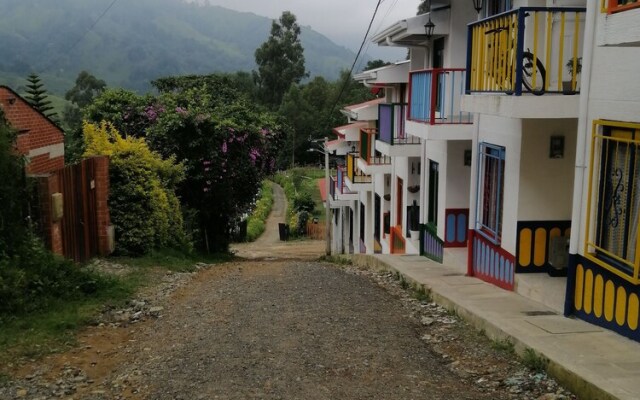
0 184 576 399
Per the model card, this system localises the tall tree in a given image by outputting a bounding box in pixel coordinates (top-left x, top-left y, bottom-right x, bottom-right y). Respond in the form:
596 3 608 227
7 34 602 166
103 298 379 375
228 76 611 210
362 59 391 71
254 11 307 109
24 73 57 120
418 0 429 14
65 71 107 109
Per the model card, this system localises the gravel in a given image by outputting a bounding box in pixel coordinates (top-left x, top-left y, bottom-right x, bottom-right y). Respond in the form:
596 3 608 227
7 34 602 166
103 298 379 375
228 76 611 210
0 259 577 400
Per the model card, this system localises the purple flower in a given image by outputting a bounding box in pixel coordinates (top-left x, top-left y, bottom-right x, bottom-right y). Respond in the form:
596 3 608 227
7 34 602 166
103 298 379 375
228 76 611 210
249 148 260 165
222 142 228 154
176 107 188 115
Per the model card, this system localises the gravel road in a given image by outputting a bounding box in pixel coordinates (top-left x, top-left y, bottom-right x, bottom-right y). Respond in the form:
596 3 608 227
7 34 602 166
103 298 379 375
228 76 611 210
0 184 576 399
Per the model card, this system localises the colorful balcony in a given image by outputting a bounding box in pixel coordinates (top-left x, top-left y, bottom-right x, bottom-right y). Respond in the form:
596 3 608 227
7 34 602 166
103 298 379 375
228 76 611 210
358 128 391 175
466 7 586 96
377 103 421 157
331 167 357 206
605 0 640 14
345 153 372 193
409 68 472 125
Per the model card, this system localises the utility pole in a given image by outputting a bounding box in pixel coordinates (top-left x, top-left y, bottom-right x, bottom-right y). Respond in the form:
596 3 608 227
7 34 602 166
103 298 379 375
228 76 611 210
324 137 331 255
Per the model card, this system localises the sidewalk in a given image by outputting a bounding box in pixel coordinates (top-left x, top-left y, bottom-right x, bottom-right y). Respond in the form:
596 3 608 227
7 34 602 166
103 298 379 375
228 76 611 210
350 251 640 400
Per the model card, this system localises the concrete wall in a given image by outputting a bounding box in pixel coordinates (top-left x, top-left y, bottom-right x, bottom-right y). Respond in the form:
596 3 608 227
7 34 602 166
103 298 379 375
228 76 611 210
446 140 472 210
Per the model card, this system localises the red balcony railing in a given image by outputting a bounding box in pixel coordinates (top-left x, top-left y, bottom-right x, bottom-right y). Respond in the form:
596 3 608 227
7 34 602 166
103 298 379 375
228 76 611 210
409 68 472 125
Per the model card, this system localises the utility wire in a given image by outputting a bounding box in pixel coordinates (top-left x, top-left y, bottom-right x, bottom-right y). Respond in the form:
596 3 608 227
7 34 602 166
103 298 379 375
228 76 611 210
356 0 400 72
322 0 383 137
39 0 120 74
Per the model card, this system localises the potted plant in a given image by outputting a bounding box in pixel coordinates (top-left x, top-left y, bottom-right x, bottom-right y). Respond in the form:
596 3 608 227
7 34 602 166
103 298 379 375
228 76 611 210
563 57 582 94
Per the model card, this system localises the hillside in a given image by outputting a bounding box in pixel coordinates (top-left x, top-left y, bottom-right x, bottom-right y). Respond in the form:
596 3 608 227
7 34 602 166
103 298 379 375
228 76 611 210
0 0 357 94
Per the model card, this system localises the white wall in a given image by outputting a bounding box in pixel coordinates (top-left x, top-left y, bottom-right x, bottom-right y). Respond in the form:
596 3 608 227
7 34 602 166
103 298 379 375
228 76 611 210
446 140 473 209
448 1 477 68
518 119 577 221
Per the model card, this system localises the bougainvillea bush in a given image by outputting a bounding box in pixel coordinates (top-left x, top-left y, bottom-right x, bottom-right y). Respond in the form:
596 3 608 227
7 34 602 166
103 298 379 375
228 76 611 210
85 77 286 253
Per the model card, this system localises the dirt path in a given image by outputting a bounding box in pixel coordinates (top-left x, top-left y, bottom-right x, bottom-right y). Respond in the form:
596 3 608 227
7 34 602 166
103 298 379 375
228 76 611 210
0 182 576 400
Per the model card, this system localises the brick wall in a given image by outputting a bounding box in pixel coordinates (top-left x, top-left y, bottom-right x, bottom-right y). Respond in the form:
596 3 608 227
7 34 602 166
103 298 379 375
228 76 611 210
0 86 65 175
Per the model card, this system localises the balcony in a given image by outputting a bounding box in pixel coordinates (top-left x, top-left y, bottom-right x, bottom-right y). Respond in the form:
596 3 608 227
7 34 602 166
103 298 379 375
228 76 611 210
345 153 372 192
409 68 472 125
464 7 586 118
330 167 357 207
377 103 421 157
358 128 391 175
407 68 474 140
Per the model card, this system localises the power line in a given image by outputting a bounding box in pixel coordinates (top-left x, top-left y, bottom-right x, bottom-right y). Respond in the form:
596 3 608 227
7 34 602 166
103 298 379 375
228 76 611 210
323 0 383 136
356 0 400 72
39 0 120 74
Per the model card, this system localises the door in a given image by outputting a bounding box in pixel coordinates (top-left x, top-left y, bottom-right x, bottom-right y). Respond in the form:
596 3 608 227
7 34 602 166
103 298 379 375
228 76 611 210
396 177 403 228
428 160 439 226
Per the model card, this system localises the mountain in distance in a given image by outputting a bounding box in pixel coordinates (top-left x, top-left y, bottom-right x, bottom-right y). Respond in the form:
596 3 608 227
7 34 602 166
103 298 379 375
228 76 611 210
0 0 361 95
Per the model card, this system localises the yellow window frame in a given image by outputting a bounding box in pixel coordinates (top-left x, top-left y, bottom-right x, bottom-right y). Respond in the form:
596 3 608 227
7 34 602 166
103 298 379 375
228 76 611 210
585 119 640 284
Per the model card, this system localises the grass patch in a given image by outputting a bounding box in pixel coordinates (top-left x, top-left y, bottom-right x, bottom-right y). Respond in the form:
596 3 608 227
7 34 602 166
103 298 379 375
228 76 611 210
319 255 352 265
245 181 274 242
491 337 516 354
522 348 548 372
0 248 230 367
411 284 432 302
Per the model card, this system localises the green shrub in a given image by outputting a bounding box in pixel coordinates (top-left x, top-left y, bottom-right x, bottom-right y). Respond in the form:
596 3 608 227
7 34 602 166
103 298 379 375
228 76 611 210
83 121 189 255
293 191 314 212
246 181 274 241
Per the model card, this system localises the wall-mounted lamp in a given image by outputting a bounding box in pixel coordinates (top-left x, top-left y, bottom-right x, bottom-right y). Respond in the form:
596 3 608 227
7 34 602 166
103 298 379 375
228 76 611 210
472 0 484 13
549 135 565 159
351 145 356 153
424 17 435 39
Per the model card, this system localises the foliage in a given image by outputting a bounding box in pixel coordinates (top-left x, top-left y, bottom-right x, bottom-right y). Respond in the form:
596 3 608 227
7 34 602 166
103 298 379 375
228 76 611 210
0 113 29 257
522 348 548 372
63 71 107 163
83 121 189 256
418 0 430 14
0 0 355 94
83 88 152 139
24 73 57 121
491 338 516 354
254 11 307 109
293 191 315 213
152 72 258 103
362 59 392 71
246 181 274 242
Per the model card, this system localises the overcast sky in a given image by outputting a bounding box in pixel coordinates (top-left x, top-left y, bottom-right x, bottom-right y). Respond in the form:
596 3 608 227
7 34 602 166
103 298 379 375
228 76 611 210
199 0 420 61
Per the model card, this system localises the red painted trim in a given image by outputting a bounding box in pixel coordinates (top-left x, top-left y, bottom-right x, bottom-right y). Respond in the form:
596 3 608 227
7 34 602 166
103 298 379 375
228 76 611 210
467 229 475 277
429 70 438 125
473 270 514 291
444 208 469 248
608 0 640 14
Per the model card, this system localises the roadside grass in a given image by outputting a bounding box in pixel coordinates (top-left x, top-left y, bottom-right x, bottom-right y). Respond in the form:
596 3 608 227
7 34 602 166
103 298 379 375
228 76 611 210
0 249 230 369
522 348 548 372
245 181 274 242
491 337 516 354
274 167 325 237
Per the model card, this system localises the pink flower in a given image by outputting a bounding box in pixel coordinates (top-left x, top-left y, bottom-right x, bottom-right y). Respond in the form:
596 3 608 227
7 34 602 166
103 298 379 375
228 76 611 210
222 142 228 154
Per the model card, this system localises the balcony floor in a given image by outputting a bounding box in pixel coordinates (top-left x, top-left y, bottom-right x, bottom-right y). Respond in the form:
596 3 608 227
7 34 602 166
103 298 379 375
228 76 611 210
461 93 579 119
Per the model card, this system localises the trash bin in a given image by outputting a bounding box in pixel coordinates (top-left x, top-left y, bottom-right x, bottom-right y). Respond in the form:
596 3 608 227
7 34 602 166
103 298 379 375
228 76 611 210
278 223 289 241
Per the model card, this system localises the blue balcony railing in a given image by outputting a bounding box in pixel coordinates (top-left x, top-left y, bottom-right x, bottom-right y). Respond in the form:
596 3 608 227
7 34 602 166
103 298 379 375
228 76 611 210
378 104 420 145
409 68 472 125
466 7 586 96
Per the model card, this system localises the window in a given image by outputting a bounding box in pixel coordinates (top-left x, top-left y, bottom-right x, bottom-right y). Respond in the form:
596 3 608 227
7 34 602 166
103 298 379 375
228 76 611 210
587 121 640 283
476 143 505 244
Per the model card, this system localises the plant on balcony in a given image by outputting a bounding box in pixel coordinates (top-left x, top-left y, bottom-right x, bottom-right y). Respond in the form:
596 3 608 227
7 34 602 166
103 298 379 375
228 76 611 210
407 185 420 194
563 57 582 94
383 193 391 201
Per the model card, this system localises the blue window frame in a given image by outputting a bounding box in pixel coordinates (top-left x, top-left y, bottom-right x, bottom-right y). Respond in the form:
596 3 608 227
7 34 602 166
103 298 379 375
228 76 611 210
476 143 505 244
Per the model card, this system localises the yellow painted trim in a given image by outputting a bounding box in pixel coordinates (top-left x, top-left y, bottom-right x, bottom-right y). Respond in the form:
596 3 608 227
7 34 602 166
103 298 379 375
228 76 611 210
557 13 566 92
584 119 640 285
572 13 580 90
604 279 615 321
594 273 605 318
628 293 639 330
534 228 547 267
545 11 552 92
616 286 627 326
519 228 532 267
584 268 594 314
575 264 584 311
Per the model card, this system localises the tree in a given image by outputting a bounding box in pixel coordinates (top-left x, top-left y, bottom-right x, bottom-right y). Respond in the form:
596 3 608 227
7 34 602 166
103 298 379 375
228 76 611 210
254 11 307 109
63 71 107 163
24 73 57 121
418 0 429 14
362 59 391 71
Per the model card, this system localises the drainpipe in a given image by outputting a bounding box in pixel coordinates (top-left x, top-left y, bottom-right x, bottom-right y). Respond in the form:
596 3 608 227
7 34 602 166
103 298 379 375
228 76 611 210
566 4 596 316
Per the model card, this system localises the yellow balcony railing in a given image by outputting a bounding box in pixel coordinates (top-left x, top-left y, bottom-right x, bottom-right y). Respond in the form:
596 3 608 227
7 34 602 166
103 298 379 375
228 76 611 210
466 7 586 96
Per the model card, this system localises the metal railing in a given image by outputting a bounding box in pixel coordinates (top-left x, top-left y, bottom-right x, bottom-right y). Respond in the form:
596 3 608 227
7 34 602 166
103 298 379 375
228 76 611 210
466 7 586 96
347 153 372 184
421 223 444 263
329 176 336 200
359 128 391 165
378 103 420 145
409 68 472 125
